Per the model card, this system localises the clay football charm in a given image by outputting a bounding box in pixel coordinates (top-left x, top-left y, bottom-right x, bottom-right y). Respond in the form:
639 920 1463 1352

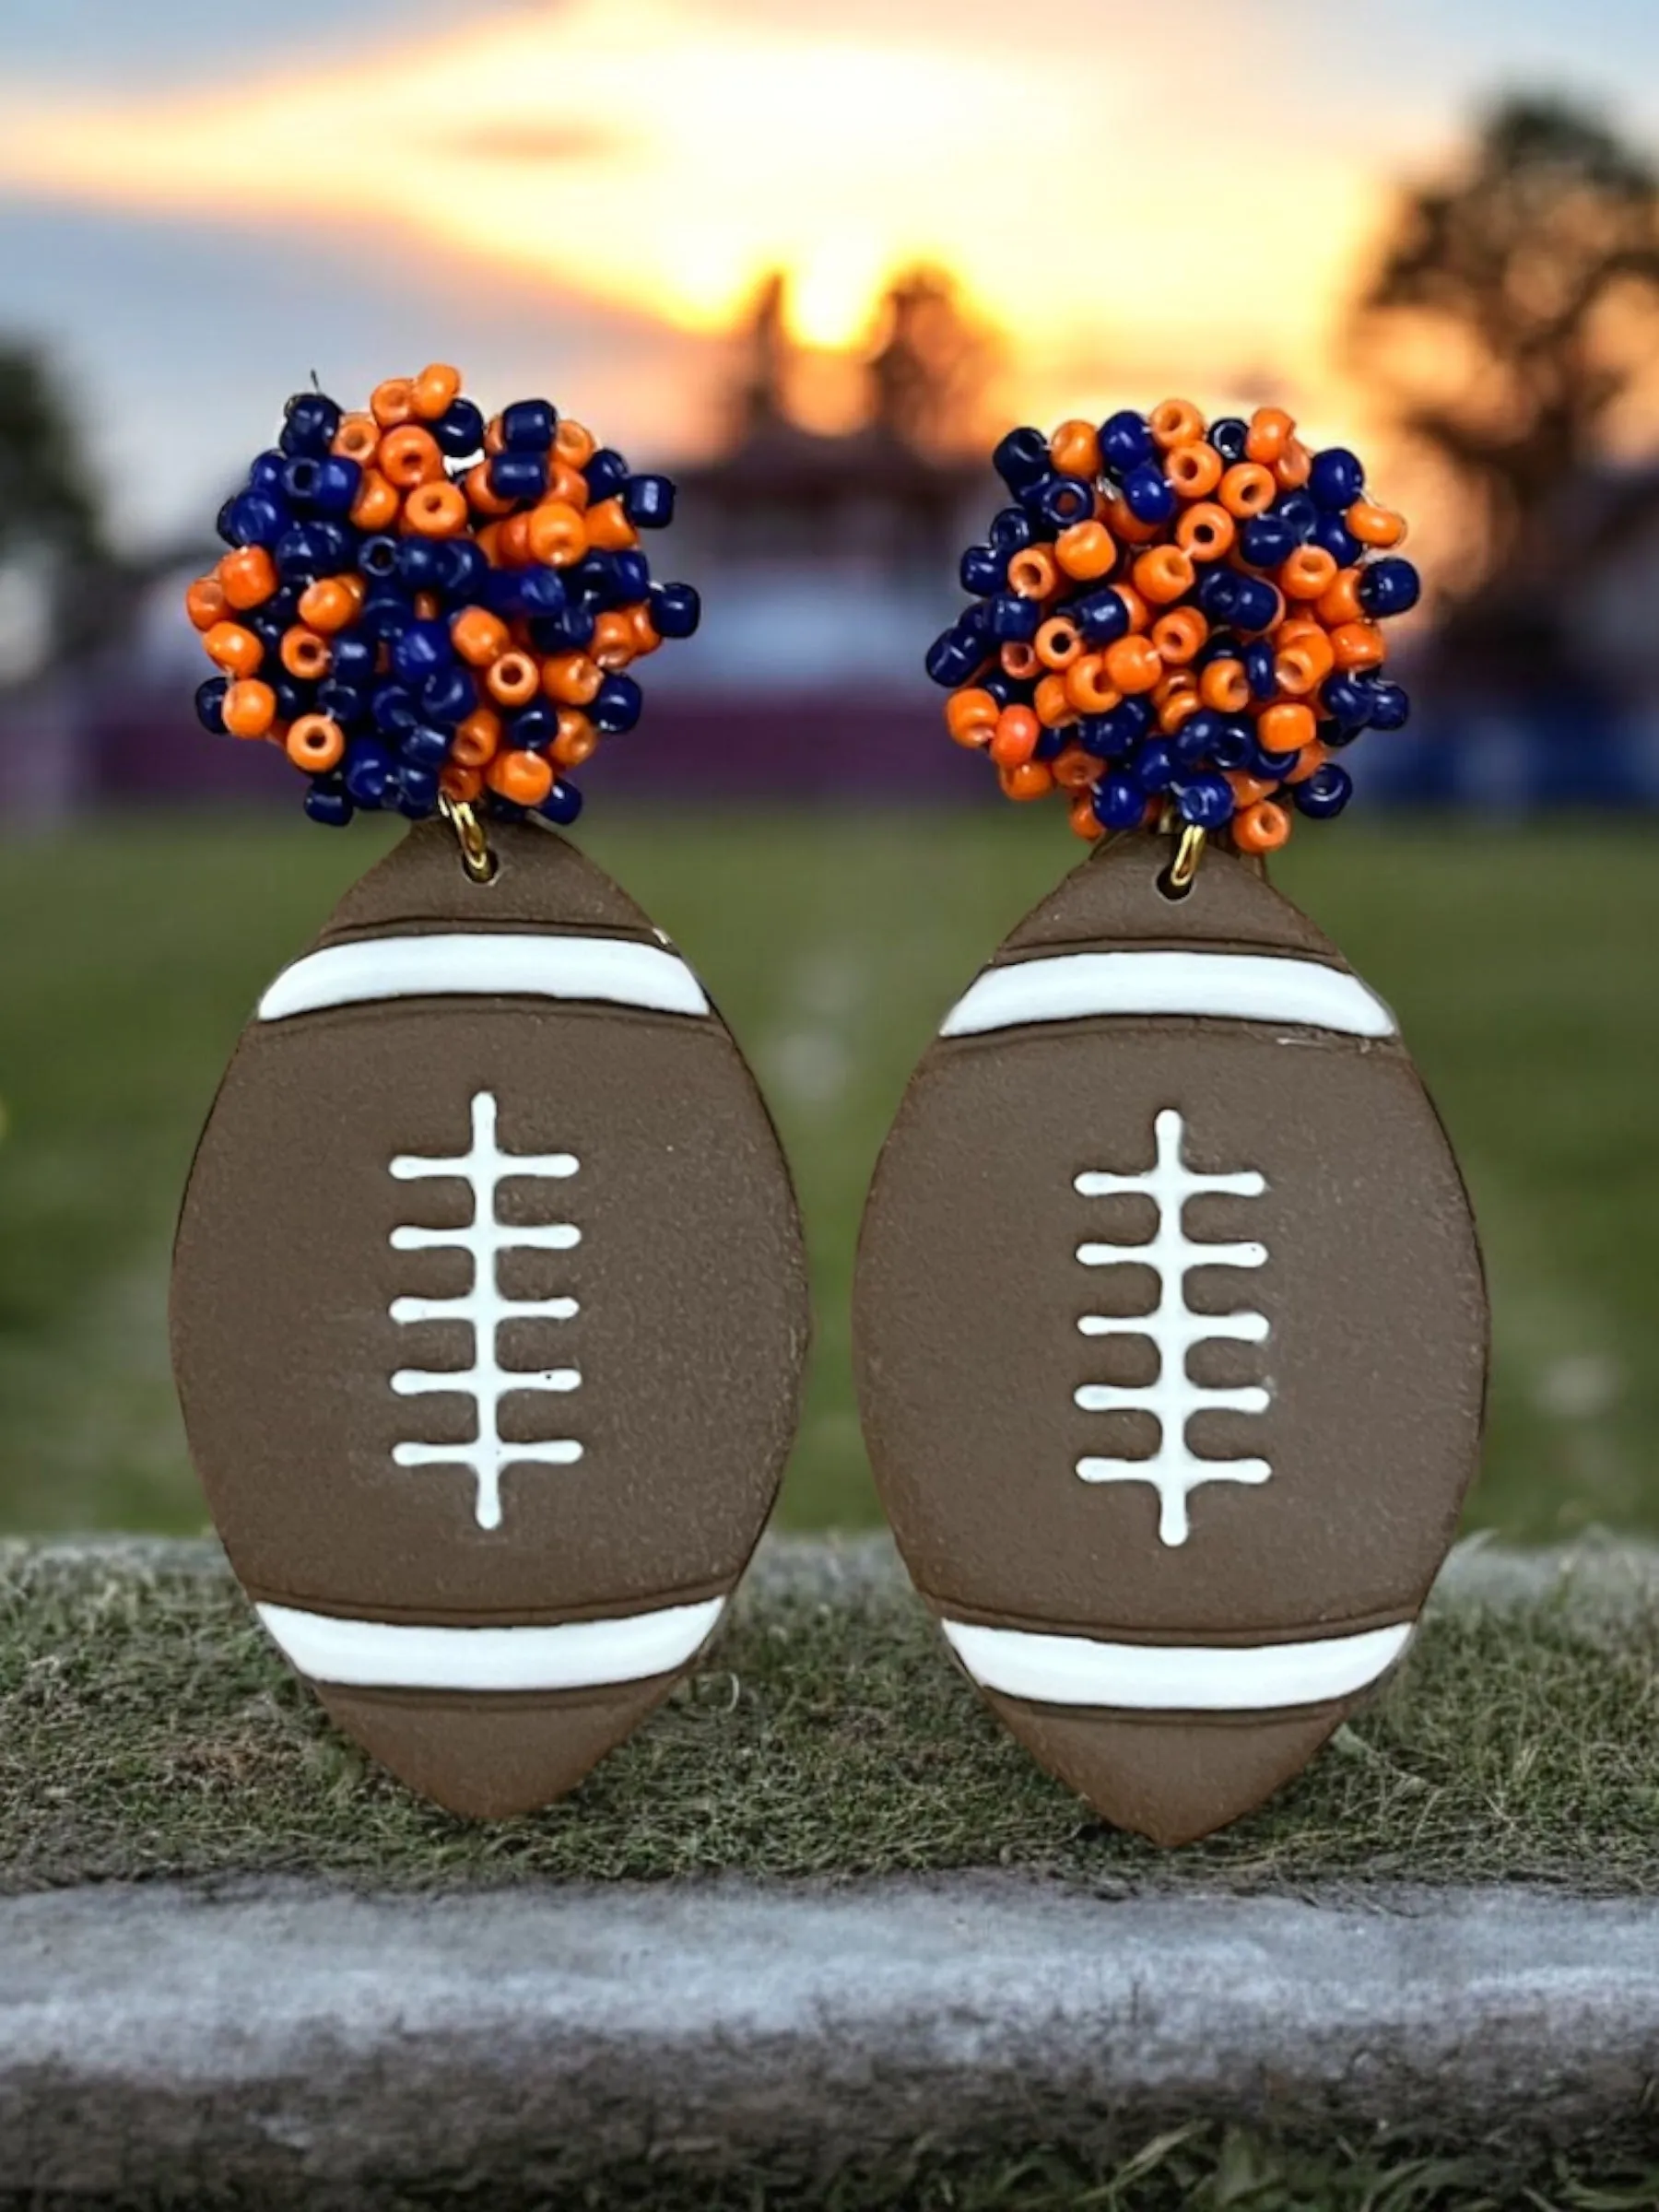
853 835 1488 1845
173 820 808 1817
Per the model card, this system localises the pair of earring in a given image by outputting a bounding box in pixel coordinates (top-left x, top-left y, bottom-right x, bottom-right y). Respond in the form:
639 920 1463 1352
173 371 1488 1846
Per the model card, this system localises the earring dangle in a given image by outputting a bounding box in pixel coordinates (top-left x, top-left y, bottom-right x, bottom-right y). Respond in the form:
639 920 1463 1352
854 401 1487 1845
173 367 808 1817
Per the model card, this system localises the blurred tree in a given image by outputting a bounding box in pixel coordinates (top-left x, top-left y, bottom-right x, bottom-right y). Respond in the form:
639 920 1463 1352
865 265 996 457
732 270 793 441
0 342 110 677
1350 97 1659 587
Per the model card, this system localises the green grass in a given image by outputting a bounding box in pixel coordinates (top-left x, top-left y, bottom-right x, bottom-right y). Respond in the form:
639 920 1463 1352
3 1537 1657 1892
0 809 1653 1536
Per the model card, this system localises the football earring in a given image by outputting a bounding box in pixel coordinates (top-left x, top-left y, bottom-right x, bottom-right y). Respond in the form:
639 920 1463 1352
173 368 808 1817
854 402 1488 1846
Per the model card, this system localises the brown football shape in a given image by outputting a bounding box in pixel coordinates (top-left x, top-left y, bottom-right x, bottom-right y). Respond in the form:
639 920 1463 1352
853 834 1488 1845
172 818 808 1818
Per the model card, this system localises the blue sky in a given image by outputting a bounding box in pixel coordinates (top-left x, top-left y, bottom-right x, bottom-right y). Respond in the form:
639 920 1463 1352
1 0 1656 546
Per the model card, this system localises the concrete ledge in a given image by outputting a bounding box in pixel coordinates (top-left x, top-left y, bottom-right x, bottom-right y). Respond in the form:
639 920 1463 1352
3 1874 1658 2204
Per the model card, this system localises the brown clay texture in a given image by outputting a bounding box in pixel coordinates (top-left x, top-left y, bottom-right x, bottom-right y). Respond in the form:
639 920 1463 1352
172 819 809 1816
853 833 1487 1844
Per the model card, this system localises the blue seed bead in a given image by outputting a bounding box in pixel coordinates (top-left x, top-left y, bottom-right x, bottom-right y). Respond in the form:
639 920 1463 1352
1171 716 1213 770
359 534 401 581
245 611 288 655
1312 512 1361 567
924 624 986 688
1238 512 1298 571
394 762 441 818
1015 468 1056 520
316 678 369 728
371 682 418 737
273 517 351 582
1135 738 1177 794
343 740 394 808
419 666 476 726
401 725 452 771
1252 737 1301 778
1196 568 1243 621
437 537 488 603
1319 715 1359 750
517 565 568 617
987 593 1041 642
1122 463 1176 525
1207 416 1249 464
1176 707 1230 759
650 581 700 639
1243 641 1277 697
1368 679 1411 731
221 490 288 548
959 543 1006 595
511 704 558 751
988 506 1036 554
538 779 584 828
302 782 354 828
959 598 993 640
395 536 448 593
1093 772 1146 830
1275 492 1318 544
1321 673 1375 730
1309 447 1365 512
1294 762 1354 818
582 447 630 503
1074 714 1118 759
280 393 342 458
488 452 547 503
500 398 556 453
1175 772 1235 828
570 551 621 609
1032 724 1066 763
248 450 288 495
610 549 652 603
1099 410 1154 477
359 593 415 642
283 455 359 515
979 668 1018 710
1106 695 1155 744
1038 475 1095 530
593 674 643 735
1074 587 1131 647
392 621 453 683
329 632 376 683
994 426 1052 495
1209 719 1258 771
624 474 676 529
269 676 311 722
432 397 486 458
194 676 229 735
1192 629 1239 668
1230 575 1282 633
531 603 597 653
1358 557 1421 618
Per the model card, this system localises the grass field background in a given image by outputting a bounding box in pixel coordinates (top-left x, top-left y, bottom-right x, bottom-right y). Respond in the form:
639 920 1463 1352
0 807 1652 1539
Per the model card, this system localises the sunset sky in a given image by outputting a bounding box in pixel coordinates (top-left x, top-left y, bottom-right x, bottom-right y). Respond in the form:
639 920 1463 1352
1 0 1656 544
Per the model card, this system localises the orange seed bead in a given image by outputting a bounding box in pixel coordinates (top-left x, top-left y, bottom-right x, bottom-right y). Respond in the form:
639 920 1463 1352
218 546 277 611
1033 673 1076 727
285 714 345 772
947 687 999 744
463 462 515 520
1175 502 1235 561
1055 519 1116 582
496 512 535 567
1069 794 1105 841
404 480 469 536
1280 545 1338 600
629 604 662 656
1199 658 1251 713
592 611 638 671
1065 654 1121 715
1000 760 1053 802
1006 547 1059 599
1159 688 1203 735
1150 606 1207 665
487 748 554 807
185 577 227 632
1257 701 1316 754
451 707 502 768
989 705 1040 768
334 413 380 464
204 620 263 678
1052 745 1097 792
1347 500 1406 548
350 470 400 531
370 378 415 429
1233 797 1292 853
554 418 596 467
526 500 589 567
376 425 443 489
280 627 331 680
1226 770 1278 808
411 363 462 420
1329 619 1386 670
451 607 511 668
1245 406 1294 465
584 497 638 553
1218 462 1277 518
1113 583 1151 633
1104 635 1162 695
1000 641 1039 680
540 653 603 707
440 764 485 806
1275 437 1312 489
1050 418 1102 478
545 458 591 512
1275 628 1336 694
1149 397 1204 449
1285 739 1330 784
298 578 358 634
1166 441 1222 500
1035 616 1083 670
220 678 276 739
1133 545 1195 606
486 652 541 707
1316 567 1366 627
551 711 598 769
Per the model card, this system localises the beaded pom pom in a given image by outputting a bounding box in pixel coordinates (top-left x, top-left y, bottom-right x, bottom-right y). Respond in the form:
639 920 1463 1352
930 404 1416 847
186 368 700 829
